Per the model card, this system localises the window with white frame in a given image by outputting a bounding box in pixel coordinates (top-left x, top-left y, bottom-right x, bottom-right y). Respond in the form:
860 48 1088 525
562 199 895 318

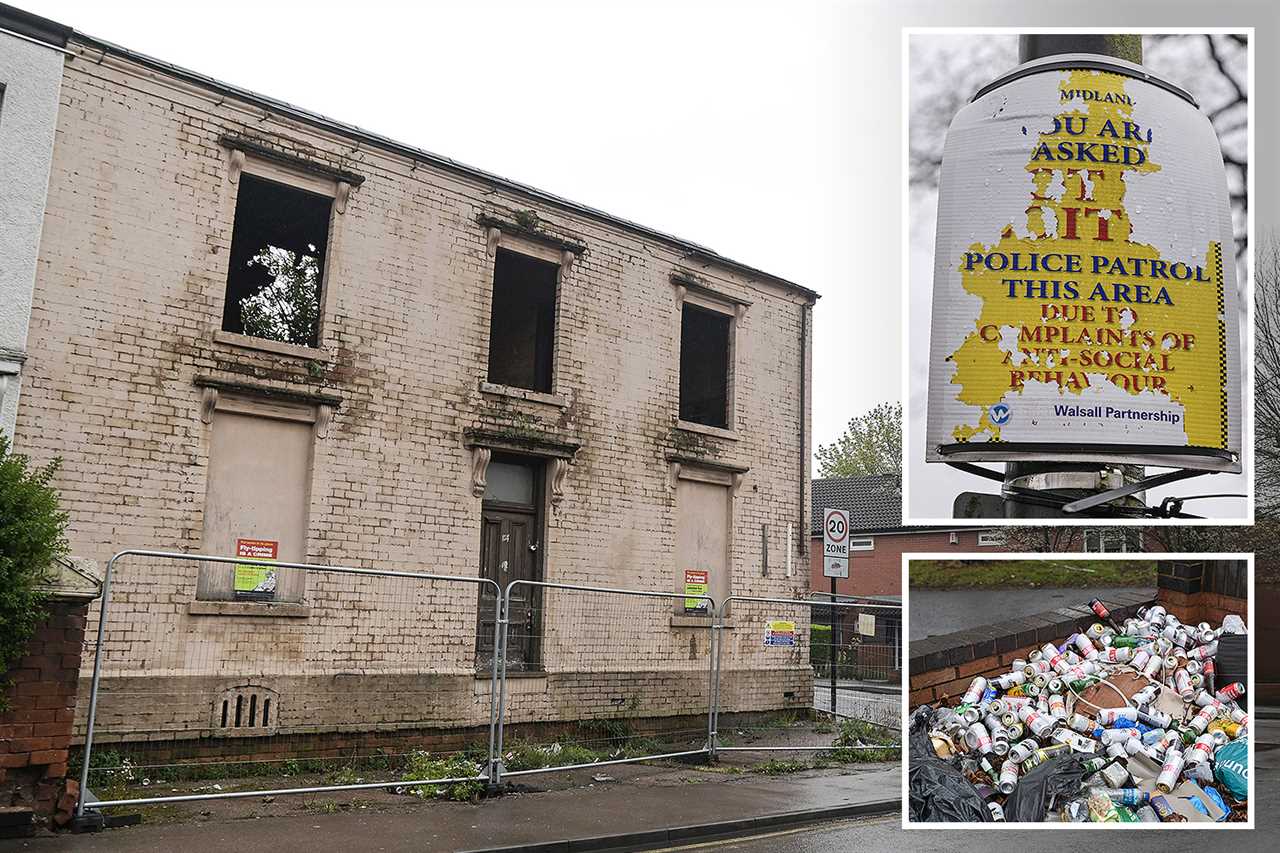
1084 529 1143 553
850 536 874 551
977 530 1008 546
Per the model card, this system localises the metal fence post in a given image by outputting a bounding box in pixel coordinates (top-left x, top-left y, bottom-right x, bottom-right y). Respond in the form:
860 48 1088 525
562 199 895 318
706 601 721 759
709 595 732 757
492 581 513 788
485 583 505 792
74 551 120 819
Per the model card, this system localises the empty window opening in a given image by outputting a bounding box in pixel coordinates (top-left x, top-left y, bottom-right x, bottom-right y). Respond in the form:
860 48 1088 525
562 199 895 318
221 699 228 728
235 694 244 727
262 698 271 727
249 693 258 727
223 173 332 347
487 248 558 392
679 304 731 428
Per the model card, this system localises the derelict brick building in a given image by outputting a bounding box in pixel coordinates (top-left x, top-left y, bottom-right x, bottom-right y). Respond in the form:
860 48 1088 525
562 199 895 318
2 8 817 753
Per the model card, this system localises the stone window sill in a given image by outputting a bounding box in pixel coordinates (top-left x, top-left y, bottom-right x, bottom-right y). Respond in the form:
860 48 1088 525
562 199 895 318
479 381 568 408
188 600 311 618
213 330 334 363
670 616 735 629
475 669 548 679
675 420 739 442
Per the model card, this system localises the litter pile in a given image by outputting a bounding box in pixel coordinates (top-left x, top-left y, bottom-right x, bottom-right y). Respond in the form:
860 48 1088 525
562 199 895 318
909 600 1249 823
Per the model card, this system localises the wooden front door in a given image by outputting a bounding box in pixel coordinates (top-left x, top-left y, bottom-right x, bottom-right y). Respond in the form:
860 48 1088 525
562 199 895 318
475 456 544 672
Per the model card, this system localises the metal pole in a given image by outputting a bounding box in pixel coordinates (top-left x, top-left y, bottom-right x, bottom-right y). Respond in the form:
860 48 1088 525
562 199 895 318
75 553 118 818
1001 32 1146 520
493 583 512 786
486 585 504 790
828 577 837 716
705 602 719 758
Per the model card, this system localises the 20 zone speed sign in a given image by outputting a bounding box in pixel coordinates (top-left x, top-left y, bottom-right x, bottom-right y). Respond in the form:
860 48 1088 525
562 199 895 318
823 508 849 579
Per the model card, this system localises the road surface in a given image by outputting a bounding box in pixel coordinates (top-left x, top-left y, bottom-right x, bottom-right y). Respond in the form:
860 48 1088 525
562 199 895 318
910 587 1155 640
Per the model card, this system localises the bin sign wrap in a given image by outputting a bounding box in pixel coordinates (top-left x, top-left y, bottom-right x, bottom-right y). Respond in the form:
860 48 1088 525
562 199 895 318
926 55 1242 472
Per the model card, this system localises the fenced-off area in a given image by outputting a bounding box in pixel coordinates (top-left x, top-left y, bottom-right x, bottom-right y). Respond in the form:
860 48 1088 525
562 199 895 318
74 551 901 818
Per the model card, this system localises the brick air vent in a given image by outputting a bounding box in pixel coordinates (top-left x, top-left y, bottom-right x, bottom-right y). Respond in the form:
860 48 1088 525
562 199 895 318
212 684 280 736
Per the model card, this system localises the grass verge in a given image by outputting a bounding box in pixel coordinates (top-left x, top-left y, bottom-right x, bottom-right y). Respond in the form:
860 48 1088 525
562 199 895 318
909 559 1155 589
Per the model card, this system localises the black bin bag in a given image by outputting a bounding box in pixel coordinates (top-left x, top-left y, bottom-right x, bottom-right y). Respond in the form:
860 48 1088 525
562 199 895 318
1002 753 1089 822
908 705 992 822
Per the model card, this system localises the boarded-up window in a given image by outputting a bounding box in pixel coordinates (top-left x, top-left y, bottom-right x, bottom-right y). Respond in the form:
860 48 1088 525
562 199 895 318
223 174 332 348
487 248 557 392
198 396 315 602
674 470 731 614
679 303 732 428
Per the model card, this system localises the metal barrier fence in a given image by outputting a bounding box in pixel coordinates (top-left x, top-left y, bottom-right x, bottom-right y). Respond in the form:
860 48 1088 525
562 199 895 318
710 596 902 755
76 550 502 816
74 551 899 816
491 581 718 784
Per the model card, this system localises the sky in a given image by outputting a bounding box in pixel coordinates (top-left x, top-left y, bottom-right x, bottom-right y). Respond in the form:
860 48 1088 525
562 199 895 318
18 0 901 474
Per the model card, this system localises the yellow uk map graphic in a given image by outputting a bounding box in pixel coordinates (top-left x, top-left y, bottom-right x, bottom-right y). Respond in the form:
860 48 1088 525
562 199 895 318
947 69 1227 449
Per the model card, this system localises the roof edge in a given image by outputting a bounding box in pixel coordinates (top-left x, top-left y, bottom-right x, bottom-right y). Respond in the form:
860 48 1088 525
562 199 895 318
65 27 817 302
0 2 72 47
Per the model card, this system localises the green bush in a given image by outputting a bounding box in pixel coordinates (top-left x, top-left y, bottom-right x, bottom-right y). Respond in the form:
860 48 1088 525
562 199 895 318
0 433 68 711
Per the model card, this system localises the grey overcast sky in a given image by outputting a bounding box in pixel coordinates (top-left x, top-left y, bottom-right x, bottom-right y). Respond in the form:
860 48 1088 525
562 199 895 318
22 0 900 471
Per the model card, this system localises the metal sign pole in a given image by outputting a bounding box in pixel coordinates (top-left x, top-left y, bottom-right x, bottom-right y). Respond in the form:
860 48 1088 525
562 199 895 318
829 576 837 715
998 33 1145 520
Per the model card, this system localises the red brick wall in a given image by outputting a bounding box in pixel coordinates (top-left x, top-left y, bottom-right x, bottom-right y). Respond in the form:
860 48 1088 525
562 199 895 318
808 529 1009 597
1157 588 1247 627
0 600 90 826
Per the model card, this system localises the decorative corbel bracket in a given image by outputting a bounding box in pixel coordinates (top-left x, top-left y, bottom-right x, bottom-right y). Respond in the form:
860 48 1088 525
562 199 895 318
315 403 335 439
732 472 746 494
200 387 219 424
668 461 682 491
228 149 245 183
674 284 687 305
470 446 493 498
334 181 352 215
550 458 571 507
559 249 575 277
486 227 502 258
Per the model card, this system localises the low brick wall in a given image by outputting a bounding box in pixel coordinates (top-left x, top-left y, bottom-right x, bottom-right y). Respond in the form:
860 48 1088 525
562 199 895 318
0 600 92 831
908 589 1156 708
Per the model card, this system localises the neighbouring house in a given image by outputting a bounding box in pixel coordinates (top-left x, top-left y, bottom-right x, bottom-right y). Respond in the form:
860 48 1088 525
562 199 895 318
2 5 818 764
807 474 1015 682
808 475 1014 600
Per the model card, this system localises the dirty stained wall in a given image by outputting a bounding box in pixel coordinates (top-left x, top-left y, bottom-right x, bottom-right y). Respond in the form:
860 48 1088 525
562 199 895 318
16 39 816 744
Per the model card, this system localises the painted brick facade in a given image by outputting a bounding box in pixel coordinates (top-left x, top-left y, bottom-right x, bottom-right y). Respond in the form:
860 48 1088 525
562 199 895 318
14 40 816 748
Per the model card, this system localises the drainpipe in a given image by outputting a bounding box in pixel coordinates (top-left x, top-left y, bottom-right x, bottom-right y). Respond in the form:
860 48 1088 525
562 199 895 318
798 302 809 556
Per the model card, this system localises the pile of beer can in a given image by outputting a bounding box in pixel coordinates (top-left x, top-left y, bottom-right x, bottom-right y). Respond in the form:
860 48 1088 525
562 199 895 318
922 600 1249 822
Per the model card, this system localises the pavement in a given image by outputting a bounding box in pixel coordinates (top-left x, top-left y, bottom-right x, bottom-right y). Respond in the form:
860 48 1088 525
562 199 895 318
683 711 1279 852
1 765 901 853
